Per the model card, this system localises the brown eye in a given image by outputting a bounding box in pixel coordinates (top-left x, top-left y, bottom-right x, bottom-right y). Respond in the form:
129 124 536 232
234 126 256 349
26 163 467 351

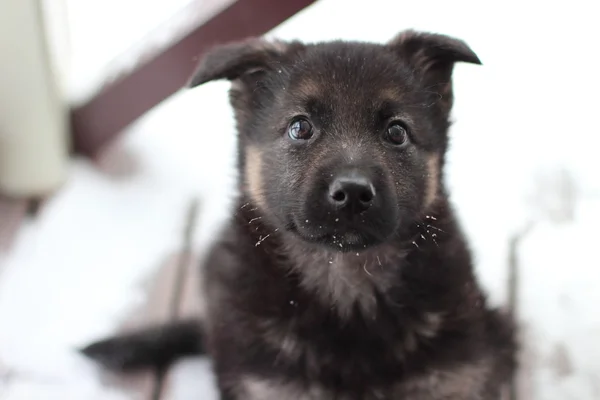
288 118 313 140
385 122 409 146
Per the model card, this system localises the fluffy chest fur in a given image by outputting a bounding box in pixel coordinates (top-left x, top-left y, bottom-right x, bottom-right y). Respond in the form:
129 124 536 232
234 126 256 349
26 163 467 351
236 358 497 400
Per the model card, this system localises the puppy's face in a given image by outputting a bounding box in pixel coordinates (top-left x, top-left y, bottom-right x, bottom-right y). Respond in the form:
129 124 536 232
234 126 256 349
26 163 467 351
190 31 480 252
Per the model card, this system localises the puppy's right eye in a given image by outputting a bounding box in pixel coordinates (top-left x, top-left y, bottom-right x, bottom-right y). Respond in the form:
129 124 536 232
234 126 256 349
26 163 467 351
384 122 409 146
288 118 314 140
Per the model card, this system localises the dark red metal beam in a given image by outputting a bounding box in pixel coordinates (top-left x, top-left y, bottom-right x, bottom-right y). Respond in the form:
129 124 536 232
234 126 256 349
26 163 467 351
71 0 316 157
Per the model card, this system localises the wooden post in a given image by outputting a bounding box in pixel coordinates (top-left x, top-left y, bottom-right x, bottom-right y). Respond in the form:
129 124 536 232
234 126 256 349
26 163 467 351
0 0 69 198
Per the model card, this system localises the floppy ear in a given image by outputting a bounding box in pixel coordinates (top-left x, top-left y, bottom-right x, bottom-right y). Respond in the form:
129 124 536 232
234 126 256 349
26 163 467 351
188 38 288 88
388 30 481 108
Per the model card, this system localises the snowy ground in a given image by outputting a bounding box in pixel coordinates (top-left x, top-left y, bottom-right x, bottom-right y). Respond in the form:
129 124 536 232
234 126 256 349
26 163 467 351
1 0 599 398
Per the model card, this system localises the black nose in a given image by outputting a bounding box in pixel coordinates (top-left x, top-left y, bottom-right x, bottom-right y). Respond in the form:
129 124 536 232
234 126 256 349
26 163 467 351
328 172 376 213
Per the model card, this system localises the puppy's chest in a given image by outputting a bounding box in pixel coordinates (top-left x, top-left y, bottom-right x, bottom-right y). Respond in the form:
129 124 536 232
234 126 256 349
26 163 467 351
250 305 450 395
238 354 492 400
240 251 449 386
240 295 495 399
239 325 492 400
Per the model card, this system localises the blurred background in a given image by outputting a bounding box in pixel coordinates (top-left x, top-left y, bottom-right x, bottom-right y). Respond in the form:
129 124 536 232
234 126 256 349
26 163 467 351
0 0 599 399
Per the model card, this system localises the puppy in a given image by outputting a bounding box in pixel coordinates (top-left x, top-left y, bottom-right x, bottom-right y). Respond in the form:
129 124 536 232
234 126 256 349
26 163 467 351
83 30 516 399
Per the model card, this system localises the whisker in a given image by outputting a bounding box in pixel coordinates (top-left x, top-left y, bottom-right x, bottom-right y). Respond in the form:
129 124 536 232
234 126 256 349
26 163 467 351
255 234 271 246
426 224 445 233
363 260 373 277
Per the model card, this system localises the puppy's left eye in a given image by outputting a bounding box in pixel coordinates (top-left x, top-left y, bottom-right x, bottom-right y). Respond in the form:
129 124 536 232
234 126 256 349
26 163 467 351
384 122 409 146
288 118 314 140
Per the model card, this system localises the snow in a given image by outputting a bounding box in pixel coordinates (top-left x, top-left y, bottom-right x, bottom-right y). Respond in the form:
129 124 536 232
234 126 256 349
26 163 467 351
516 198 600 400
0 82 237 399
1 0 599 398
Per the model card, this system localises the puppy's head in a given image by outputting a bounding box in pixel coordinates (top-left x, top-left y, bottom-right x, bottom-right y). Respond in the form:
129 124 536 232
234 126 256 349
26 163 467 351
189 31 480 252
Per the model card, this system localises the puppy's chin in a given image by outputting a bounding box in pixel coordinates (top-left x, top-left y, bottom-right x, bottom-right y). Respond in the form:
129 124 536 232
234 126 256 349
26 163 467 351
323 231 383 253
290 219 393 253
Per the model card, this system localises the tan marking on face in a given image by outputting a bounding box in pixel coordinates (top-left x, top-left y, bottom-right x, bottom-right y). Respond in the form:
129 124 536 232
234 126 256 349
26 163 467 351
424 153 440 208
380 88 403 102
245 146 267 209
296 78 321 99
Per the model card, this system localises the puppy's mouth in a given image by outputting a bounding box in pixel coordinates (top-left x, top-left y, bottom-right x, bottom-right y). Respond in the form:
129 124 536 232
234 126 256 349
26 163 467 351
289 217 392 252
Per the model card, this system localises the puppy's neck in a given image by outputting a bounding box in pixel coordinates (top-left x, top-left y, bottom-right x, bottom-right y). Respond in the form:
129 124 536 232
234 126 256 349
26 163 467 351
285 241 408 319
237 195 471 320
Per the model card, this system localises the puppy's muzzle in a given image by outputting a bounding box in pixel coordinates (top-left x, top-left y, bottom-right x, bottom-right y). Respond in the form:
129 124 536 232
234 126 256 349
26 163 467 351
298 162 398 250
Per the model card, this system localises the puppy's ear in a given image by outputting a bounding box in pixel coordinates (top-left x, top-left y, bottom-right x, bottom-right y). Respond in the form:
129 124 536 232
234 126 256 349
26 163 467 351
188 38 288 88
388 30 480 107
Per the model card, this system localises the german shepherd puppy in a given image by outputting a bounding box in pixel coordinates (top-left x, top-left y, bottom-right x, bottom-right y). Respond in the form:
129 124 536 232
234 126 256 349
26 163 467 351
82 30 516 399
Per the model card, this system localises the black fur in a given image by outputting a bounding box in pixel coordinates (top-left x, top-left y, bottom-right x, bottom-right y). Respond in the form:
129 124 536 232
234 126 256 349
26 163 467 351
83 30 516 399
80 320 204 371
